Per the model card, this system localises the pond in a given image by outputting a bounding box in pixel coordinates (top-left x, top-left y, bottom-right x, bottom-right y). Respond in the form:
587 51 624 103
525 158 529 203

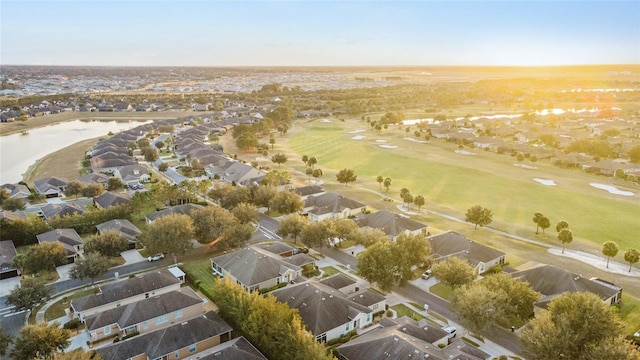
0 119 152 184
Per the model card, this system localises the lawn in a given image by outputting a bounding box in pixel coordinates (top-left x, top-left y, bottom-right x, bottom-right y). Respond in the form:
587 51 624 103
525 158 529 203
391 303 426 321
429 282 455 300
44 287 99 321
180 255 218 291
287 119 640 250
619 294 640 334
320 266 341 278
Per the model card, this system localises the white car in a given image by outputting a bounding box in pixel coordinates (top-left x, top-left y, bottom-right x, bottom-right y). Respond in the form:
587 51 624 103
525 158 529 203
147 253 164 262
421 269 432 280
443 325 457 339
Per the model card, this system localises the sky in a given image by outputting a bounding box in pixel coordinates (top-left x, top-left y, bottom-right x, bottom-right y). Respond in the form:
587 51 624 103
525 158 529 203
1 1 639 67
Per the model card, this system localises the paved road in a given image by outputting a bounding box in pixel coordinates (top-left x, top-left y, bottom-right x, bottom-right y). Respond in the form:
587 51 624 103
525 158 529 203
251 213 282 242
315 246 523 355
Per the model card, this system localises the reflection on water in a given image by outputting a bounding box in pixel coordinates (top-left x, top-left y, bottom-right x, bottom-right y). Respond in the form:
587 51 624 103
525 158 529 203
0 119 152 184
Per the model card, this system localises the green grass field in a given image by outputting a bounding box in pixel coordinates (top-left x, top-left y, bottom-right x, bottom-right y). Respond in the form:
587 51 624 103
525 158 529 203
287 119 639 251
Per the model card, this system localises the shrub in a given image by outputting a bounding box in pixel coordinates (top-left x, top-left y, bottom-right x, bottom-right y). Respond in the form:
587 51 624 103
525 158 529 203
63 318 81 330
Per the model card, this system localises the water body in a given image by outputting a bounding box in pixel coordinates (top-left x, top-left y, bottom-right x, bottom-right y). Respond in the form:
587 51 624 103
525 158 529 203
0 119 152 184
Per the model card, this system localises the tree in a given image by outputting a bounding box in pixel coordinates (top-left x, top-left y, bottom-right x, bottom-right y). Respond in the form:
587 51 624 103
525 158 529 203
158 162 168 172
383 177 391 192
376 176 384 189
312 168 323 183
300 220 335 248
271 152 288 167
307 156 318 169
305 166 313 181
0 188 9 205
85 229 129 257
335 168 357 187
351 227 388 248
395 233 431 282
251 185 278 210
601 241 619 269
332 218 359 247
262 170 291 187
629 144 640 163
465 205 493 230
64 180 85 198
10 322 70 360
558 228 573 254
231 202 258 224
81 183 104 198
277 213 308 244
431 257 476 288
516 152 525 163
538 216 550 234
107 177 124 191
269 135 276 150
69 252 110 285
413 195 425 212
190 206 237 245
302 155 309 166
143 147 159 162
624 248 640 272
24 242 67 274
451 284 509 336
357 240 398 291
402 192 413 207
269 190 304 215
6 278 52 312
2 197 26 211
220 223 254 249
155 140 165 150
556 220 569 232
400 187 410 200
137 138 150 149
0 328 12 357
479 273 540 321
142 213 194 263
521 292 626 360
532 212 544 234
219 186 251 210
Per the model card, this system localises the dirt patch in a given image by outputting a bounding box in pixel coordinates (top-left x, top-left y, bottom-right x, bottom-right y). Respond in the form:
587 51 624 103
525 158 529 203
23 137 101 184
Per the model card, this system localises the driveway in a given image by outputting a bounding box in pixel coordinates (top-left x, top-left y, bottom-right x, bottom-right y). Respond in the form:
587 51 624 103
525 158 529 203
0 277 20 297
121 249 146 264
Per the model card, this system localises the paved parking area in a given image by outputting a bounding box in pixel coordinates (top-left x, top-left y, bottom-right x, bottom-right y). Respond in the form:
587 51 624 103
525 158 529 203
121 249 145 264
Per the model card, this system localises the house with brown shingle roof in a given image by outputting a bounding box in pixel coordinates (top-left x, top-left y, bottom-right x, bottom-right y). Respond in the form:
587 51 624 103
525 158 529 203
427 231 506 274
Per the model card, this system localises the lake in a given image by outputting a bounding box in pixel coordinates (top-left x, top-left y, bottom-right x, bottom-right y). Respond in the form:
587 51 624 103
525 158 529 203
0 119 152 184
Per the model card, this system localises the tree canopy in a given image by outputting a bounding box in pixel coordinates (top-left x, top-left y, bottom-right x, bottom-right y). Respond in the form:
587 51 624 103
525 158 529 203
336 168 357 187
85 229 129 257
601 241 619 269
276 213 308 244
558 228 573 254
431 257 476 288
624 248 640 273
6 277 53 312
142 213 194 263
69 252 110 285
269 190 304 215
10 322 70 360
465 205 493 230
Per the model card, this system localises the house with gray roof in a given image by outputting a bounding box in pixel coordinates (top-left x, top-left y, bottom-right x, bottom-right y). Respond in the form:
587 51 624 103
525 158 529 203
0 240 20 279
78 172 110 185
336 316 491 360
96 311 232 360
36 228 84 263
193 336 267 360
294 185 326 199
115 164 150 185
145 203 203 223
0 210 27 222
71 269 182 321
259 242 296 257
356 210 428 241
33 176 68 198
319 273 358 294
90 154 137 174
427 231 506 274
84 287 205 342
96 219 141 248
510 264 622 310
0 183 30 201
211 245 301 292
40 202 86 221
217 161 267 186
302 192 367 222
271 280 374 342
93 191 131 209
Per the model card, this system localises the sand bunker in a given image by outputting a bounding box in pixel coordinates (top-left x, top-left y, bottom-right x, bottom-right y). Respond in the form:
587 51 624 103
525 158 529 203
514 164 537 169
534 178 556 186
375 139 387 143
348 129 366 134
319 119 332 123
455 150 476 155
379 145 398 149
589 183 634 196
404 137 426 143
351 135 365 140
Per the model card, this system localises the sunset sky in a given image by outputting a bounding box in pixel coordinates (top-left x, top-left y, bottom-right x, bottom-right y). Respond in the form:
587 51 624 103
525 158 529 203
2 1 638 66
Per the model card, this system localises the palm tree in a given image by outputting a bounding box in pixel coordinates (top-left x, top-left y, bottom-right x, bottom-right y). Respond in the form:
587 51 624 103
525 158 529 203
376 176 384 189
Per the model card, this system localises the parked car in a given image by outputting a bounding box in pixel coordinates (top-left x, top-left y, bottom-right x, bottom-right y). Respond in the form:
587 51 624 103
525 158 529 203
147 253 164 262
443 325 457 339
294 247 309 254
421 269 432 280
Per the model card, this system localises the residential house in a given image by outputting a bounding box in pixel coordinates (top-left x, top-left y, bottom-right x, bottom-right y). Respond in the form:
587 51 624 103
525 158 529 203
115 164 150 186
145 203 203 223
0 183 30 202
40 202 86 221
33 176 68 198
356 210 428 241
36 228 84 263
427 231 506 274
336 316 491 360
302 192 367 222
217 161 267 186
96 219 142 249
0 210 27 222
319 273 358 294
90 154 137 174
0 240 20 279
271 280 374 342
192 336 267 360
84 287 205 342
71 269 182 321
294 185 326 200
211 246 301 292
259 242 297 257
94 191 131 209
95 311 232 360
78 172 110 185
510 264 622 311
